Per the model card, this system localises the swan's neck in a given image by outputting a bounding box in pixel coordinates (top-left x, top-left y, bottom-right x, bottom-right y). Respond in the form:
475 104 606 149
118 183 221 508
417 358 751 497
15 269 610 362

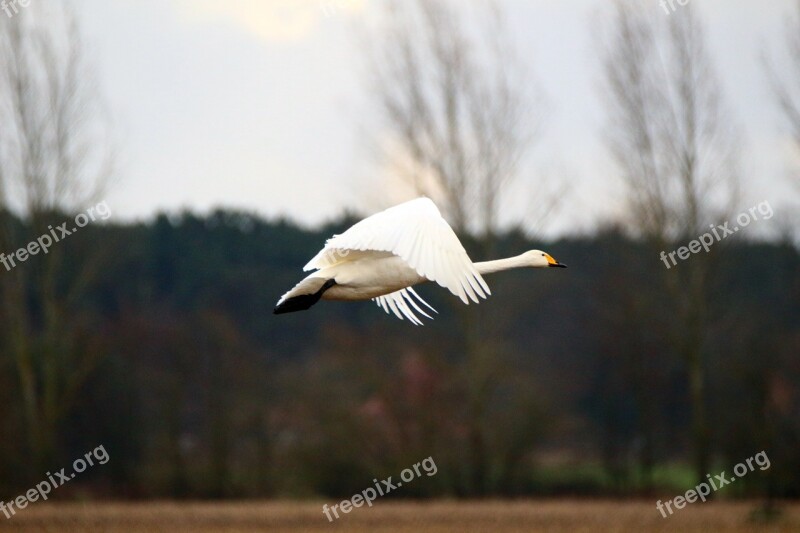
474 254 530 275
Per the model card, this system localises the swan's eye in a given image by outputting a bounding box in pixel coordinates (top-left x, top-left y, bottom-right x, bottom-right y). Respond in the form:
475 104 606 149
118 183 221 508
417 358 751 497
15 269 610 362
541 253 545 257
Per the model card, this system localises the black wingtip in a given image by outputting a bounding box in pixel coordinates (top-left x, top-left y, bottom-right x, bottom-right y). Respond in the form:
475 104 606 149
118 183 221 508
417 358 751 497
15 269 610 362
274 279 337 315
273 296 315 314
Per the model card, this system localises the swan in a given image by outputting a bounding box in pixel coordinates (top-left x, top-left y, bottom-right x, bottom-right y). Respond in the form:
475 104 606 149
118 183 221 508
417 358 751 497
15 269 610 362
274 197 566 324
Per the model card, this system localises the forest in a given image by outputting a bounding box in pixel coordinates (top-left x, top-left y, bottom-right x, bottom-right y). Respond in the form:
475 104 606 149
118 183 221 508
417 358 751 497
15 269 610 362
0 209 796 500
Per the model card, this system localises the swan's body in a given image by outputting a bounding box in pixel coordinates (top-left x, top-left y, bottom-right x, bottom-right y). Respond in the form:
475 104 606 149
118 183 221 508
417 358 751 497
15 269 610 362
274 197 566 324
319 252 425 300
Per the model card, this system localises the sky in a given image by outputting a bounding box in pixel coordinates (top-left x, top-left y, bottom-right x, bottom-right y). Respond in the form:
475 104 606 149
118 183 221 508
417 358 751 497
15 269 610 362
71 0 799 237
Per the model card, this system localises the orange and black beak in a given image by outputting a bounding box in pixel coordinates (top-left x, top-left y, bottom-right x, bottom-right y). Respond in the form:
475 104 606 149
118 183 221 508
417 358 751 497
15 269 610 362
546 254 567 268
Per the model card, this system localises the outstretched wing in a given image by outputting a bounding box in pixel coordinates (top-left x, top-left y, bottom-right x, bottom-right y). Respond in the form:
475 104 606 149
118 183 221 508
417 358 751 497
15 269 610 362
304 197 490 304
374 287 437 326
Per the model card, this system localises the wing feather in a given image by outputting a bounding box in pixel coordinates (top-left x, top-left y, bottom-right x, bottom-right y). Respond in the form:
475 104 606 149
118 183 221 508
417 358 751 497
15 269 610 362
386 296 404 321
374 288 437 325
404 289 435 320
303 197 490 306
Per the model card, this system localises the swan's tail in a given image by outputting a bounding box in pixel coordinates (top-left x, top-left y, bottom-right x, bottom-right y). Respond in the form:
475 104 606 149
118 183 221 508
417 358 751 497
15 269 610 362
274 278 336 314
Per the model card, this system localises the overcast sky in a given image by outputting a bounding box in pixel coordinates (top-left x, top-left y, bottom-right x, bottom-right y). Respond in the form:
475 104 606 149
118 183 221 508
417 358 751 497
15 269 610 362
72 0 798 236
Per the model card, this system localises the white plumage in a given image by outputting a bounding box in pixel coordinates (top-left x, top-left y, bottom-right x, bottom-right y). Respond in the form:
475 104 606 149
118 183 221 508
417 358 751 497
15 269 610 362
304 197 490 304
274 197 566 324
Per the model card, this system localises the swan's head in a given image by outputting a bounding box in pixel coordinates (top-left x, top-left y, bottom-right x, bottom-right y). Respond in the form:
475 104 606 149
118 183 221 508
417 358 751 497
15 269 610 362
523 250 567 268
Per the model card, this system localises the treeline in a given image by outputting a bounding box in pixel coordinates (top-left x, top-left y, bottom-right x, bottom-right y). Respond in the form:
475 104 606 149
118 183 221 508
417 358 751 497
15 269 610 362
0 209 798 499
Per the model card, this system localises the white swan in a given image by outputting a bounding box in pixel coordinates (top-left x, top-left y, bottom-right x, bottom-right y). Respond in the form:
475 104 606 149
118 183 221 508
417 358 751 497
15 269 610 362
274 197 566 324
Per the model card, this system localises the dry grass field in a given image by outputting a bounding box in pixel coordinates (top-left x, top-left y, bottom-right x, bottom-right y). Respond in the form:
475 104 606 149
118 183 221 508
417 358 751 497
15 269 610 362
0 500 797 532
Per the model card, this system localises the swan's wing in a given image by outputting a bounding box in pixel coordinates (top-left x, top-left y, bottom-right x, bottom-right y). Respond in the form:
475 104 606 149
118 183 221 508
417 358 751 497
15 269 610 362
374 287 437 326
304 197 490 304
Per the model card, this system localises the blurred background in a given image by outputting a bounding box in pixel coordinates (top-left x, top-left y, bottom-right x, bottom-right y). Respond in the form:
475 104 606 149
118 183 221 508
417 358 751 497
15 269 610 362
0 0 798 510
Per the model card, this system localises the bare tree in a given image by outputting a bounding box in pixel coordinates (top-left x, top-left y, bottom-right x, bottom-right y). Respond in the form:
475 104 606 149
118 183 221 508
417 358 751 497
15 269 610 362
764 1 800 242
766 1 800 187
0 2 114 474
599 1 741 485
362 0 550 495
364 0 544 243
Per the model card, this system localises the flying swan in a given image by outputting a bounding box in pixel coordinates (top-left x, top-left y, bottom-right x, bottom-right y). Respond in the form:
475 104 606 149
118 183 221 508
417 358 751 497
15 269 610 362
274 197 566 324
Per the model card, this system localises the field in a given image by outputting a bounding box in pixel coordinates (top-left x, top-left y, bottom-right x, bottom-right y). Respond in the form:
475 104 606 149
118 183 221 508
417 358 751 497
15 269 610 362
0 500 797 532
